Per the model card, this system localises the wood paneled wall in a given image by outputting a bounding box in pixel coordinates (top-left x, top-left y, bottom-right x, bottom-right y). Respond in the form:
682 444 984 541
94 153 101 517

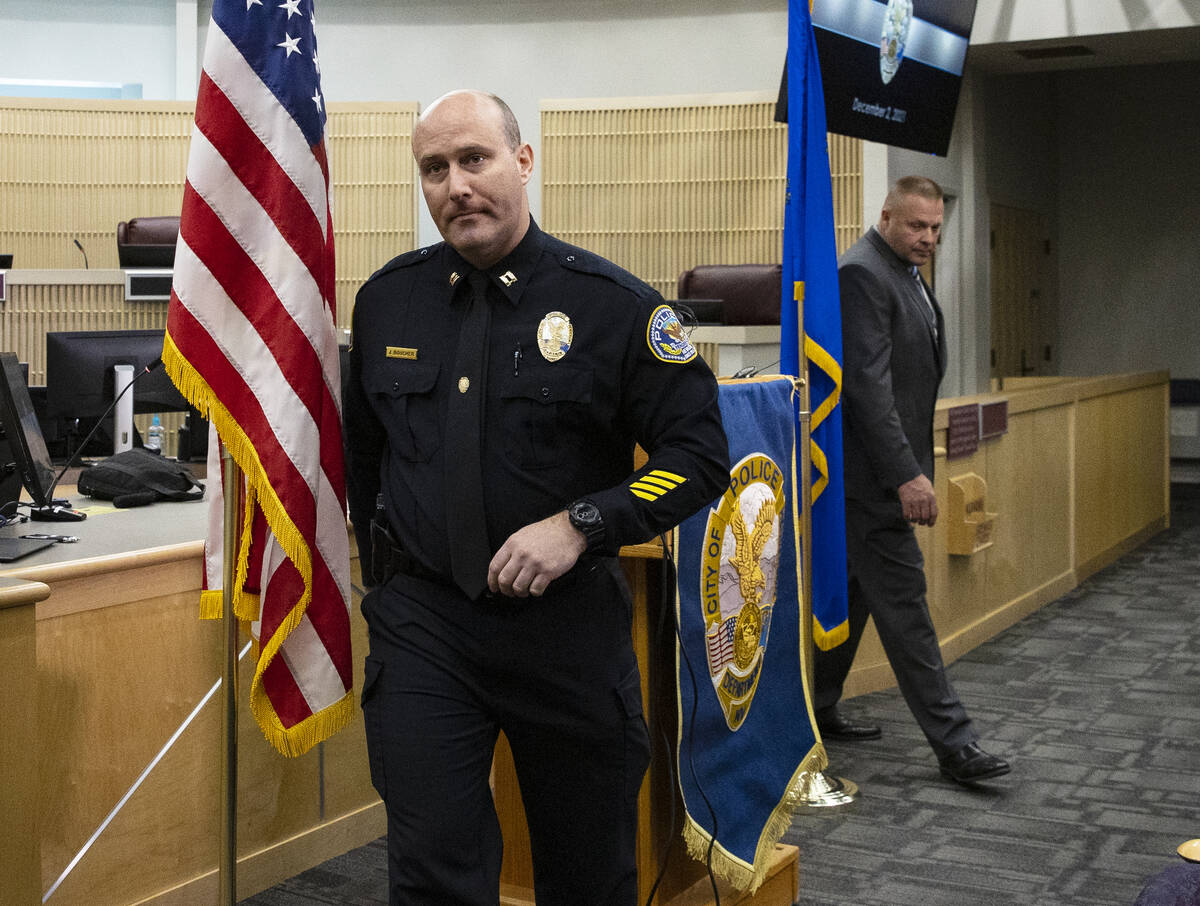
0 97 419 333
1 274 158 385
324 103 420 324
3 93 860 343
0 100 195 272
27 536 382 905
540 92 862 300
844 371 1171 699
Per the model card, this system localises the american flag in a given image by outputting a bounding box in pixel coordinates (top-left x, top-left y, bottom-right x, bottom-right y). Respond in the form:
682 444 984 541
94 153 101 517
706 618 737 673
164 0 353 756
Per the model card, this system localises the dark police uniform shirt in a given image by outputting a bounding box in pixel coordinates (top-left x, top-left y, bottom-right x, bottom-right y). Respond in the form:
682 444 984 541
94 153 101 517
344 218 729 582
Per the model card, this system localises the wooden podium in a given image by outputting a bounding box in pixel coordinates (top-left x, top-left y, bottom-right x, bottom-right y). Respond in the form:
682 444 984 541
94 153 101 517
0 576 52 906
491 542 800 906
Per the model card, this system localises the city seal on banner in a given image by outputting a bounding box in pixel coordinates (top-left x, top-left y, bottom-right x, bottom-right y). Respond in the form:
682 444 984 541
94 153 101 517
700 452 786 731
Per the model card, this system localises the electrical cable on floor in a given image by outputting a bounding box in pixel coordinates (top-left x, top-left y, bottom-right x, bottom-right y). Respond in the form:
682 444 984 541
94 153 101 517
41 640 254 903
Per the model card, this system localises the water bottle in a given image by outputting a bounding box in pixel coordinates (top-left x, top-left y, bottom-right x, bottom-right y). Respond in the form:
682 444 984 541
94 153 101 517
146 414 164 453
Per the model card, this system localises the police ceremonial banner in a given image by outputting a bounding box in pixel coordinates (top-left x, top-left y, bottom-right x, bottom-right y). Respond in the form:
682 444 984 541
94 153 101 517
674 376 826 892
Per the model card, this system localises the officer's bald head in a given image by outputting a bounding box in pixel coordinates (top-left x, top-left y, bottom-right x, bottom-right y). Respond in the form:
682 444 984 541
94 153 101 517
419 90 522 151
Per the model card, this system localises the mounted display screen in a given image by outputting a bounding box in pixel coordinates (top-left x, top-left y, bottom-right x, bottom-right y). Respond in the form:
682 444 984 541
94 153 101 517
811 0 978 157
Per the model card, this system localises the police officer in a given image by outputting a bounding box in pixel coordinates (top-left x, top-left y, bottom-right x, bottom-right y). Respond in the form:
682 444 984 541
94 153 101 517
344 89 729 906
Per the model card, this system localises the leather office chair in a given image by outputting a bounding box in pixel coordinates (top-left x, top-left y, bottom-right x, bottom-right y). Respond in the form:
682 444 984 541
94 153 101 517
116 216 180 268
676 263 782 325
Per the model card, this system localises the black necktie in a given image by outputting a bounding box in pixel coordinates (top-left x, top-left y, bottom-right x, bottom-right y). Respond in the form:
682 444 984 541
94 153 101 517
444 271 493 599
911 266 938 341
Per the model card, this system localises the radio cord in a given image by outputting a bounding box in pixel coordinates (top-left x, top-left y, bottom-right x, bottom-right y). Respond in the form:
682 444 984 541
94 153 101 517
643 532 721 906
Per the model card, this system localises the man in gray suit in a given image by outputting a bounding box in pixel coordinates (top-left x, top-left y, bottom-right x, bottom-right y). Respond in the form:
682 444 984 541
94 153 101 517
813 176 1010 785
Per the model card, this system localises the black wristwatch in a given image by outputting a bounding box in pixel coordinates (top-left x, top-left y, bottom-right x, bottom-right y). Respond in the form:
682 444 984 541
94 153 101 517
567 499 605 553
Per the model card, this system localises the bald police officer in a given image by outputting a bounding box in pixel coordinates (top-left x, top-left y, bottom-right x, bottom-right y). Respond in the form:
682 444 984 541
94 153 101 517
344 90 729 905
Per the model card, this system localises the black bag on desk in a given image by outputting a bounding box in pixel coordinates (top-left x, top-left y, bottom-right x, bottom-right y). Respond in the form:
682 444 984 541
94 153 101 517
76 448 205 508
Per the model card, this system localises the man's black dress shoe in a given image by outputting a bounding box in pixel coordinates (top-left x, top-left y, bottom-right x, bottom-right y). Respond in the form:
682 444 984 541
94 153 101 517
816 708 881 741
938 742 1011 785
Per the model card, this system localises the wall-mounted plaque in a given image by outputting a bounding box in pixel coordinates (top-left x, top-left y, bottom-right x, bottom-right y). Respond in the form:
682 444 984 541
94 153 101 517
981 400 1008 439
947 403 980 459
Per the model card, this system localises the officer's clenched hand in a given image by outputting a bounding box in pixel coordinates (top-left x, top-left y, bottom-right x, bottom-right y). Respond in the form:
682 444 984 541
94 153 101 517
489 511 587 598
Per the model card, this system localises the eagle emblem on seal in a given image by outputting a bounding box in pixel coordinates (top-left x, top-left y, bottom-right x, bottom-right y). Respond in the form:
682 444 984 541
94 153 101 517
729 499 774 670
700 453 785 730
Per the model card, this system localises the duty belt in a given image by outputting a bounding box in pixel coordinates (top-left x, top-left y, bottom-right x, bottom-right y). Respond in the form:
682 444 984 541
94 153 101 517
368 505 610 593
369 516 447 586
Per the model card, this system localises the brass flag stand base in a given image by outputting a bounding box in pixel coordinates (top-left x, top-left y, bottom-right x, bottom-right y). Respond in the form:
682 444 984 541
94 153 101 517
798 770 859 809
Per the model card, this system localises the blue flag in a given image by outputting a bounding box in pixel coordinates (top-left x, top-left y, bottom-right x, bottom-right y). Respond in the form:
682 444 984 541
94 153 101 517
780 0 848 651
675 377 826 892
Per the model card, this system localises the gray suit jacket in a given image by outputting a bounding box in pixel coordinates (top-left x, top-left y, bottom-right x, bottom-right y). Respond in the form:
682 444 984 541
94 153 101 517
839 227 946 502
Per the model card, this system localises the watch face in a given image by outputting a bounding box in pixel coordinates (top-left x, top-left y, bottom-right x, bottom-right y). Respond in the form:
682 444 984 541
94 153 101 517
571 501 600 526
569 501 604 552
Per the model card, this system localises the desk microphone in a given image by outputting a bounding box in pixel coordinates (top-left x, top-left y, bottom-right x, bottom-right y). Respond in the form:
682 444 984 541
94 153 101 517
29 357 166 522
731 359 779 379
73 238 89 269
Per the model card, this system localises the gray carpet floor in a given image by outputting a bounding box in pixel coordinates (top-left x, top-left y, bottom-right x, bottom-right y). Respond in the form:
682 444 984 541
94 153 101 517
244 483 1200 905
782 482 1200 905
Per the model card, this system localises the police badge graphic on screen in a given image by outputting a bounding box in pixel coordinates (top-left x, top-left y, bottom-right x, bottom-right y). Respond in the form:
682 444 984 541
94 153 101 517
700 453 785 731
879 0 913 84
811 0 978 156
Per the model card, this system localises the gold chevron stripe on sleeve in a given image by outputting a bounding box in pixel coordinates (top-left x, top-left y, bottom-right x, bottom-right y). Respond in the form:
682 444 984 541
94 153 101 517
629 469 689 501
649 469 686 483
638 474 680 491
630 481 666 498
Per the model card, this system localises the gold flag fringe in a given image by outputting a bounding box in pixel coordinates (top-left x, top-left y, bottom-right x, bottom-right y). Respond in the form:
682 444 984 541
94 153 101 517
233 487 261 624
681 744 828 893
813 616 849 650
199 589 224 620
162 330 353 757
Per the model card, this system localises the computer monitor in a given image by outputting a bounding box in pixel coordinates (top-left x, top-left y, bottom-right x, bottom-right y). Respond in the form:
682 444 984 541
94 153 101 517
46 329 189 418
45 329 189 457
0 352 58 510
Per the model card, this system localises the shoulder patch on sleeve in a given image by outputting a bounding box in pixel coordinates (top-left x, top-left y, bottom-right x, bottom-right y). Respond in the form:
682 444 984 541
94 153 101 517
646 304 698 363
